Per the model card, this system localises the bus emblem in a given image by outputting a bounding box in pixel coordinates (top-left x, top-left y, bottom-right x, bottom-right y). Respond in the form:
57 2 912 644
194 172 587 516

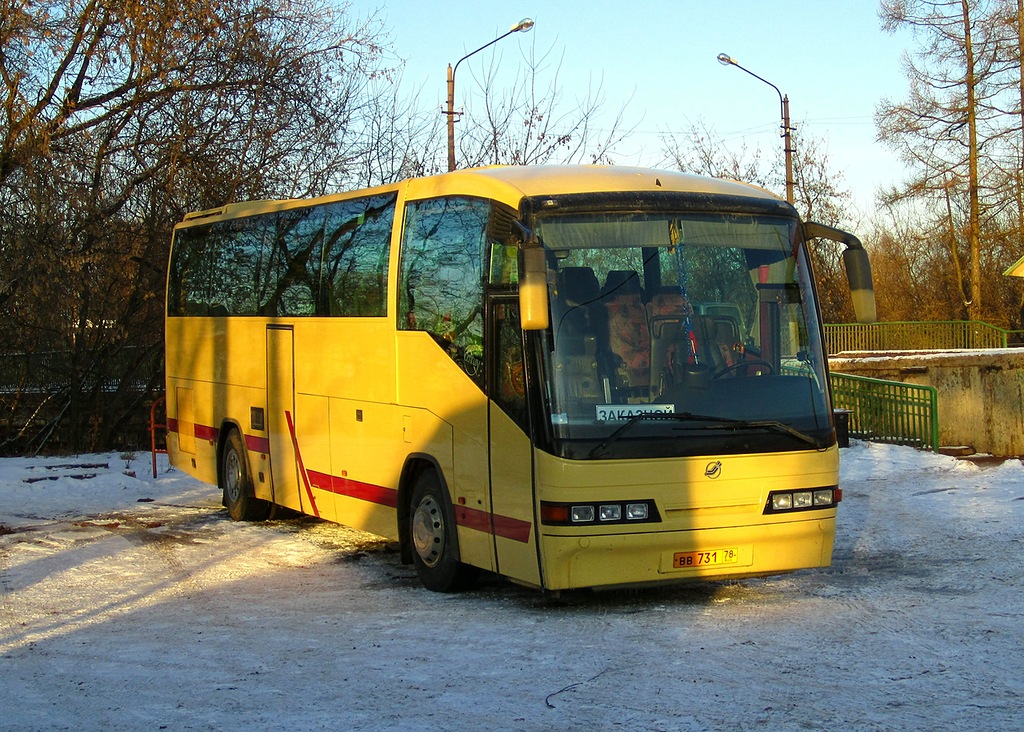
705 461 722 479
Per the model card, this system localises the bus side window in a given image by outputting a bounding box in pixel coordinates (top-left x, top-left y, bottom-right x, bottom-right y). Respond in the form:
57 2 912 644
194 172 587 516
262 206 322 316
168 226 212 316
399 197 489 386
321 194 395 317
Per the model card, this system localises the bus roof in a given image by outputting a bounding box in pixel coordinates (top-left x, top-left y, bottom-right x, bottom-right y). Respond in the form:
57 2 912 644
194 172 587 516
404 165 782 207
178 165 783 227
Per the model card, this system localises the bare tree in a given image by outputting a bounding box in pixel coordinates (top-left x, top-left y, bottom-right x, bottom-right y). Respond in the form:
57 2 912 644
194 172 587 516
661 120 768 187
453 41 631 168
0 0 393 452
1 1 650 452
876 0 1004 320
348 72 447 188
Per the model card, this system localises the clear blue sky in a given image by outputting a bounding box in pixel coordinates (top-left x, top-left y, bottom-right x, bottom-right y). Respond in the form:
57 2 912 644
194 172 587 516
367 1 911 221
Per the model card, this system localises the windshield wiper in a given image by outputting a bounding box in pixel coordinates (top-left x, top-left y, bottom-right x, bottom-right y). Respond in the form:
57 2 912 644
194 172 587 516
677 412 828 450
588 411 826 458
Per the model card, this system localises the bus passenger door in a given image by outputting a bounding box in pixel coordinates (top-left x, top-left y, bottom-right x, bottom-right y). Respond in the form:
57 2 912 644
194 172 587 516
487 300 541 587
266 326 304 513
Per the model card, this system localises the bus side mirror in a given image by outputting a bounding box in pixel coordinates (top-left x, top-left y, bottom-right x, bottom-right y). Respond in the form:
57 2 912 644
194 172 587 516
842 246 876 324
804 221 877 324
519 246 550 331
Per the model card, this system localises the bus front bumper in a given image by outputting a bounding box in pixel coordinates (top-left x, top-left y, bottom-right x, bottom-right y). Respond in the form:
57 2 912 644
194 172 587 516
538 517 835 591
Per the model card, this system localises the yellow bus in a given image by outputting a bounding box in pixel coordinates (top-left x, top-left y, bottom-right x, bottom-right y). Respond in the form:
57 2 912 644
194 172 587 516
165 165 874 592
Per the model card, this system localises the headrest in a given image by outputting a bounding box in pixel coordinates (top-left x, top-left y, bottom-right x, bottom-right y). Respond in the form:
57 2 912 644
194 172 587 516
559 267 600 304
603 270 642 296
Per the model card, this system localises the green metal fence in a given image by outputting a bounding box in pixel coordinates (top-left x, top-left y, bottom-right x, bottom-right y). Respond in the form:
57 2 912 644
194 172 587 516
824 320 1022 354
830 372 939 451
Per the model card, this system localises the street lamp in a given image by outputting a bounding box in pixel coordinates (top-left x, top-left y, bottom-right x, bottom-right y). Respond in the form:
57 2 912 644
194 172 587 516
717 52 795 204
446 18 535 172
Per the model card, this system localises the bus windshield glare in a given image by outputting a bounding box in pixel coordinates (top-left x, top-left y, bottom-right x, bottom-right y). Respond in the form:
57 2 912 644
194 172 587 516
535 209 831 459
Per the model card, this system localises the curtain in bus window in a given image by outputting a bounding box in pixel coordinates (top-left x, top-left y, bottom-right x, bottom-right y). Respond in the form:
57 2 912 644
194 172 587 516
399 197 489 386
321 193 396 317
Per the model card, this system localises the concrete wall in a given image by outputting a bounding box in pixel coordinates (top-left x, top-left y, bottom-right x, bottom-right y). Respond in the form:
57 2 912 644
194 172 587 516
828 349 1024 457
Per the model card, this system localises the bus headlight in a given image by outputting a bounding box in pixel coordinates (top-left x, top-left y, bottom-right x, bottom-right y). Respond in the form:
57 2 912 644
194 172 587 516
571 505 595 523
599 504 622 521
764 487 840 515
813 489 835 506
625 503 649 520
541 499 660 526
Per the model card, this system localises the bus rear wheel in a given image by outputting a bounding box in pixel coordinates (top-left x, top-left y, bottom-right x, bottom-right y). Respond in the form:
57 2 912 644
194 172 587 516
220 428 271 521
409 471 478 592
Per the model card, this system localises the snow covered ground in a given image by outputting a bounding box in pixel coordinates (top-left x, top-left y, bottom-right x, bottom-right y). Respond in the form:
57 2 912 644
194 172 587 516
1 442 1021 731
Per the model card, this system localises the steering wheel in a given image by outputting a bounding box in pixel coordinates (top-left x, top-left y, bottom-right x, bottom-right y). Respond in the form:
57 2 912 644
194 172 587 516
711 359 774 379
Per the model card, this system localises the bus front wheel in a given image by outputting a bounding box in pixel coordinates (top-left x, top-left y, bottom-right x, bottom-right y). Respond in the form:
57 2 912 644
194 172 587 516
409 471 478 592
220 428 271 521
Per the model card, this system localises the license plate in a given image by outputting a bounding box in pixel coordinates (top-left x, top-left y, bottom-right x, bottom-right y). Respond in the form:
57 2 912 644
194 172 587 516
673 547 740 569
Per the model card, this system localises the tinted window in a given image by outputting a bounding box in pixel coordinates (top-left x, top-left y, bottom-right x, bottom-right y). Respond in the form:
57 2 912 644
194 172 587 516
322 198 394 316
399 197 490 385
169 225 218 316
167 192 396 317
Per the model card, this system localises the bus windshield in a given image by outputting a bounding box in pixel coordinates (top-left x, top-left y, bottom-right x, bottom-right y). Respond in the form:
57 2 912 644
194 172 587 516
535 208 831 459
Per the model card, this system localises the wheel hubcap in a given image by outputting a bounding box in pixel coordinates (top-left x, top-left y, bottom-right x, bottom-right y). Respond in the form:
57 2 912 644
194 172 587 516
224 450 242 502
411 495 444 568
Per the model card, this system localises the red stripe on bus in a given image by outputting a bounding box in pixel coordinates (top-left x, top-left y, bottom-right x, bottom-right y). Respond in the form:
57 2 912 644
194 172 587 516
172 420 531 543
306 469 400 508
245 435 270 454
194 424 218 442
165 420 268 454
306 470 530 541
455 504 532 543
454 504 491 533
490 513 533 543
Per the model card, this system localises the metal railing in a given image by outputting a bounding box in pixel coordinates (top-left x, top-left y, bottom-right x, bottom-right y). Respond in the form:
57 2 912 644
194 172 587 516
0 346 158 394
830 372 939 451
824 320 1022 354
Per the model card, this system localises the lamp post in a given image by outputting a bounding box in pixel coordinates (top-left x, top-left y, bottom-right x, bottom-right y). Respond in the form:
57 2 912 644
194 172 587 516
446 18 535 172
717 53 795 204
